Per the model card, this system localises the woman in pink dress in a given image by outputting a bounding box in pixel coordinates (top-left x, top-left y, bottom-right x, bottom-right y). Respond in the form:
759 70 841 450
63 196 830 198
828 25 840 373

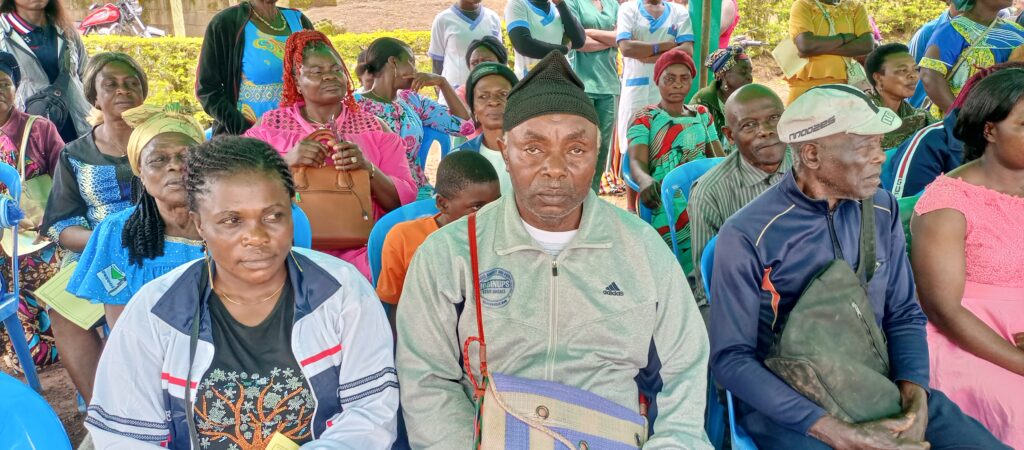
910 67 1024 448
246 30 417 280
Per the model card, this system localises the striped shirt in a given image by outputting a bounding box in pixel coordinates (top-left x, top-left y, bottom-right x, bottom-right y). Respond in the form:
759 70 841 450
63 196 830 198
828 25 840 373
688 148 793 305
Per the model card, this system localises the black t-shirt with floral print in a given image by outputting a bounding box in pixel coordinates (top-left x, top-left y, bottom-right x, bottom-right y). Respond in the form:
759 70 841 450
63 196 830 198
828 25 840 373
193 283 316 449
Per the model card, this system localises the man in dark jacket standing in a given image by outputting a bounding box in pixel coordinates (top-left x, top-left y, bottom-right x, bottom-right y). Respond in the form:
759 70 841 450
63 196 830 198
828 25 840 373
195 0 312 136
709 85 1007 449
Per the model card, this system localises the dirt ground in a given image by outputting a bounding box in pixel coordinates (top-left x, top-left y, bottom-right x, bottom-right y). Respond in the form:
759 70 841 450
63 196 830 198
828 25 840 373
3 363 88 447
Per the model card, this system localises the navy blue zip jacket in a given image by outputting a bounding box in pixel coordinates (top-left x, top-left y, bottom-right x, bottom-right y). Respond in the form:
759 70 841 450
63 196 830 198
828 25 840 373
709 171 930 434
881 110 962 199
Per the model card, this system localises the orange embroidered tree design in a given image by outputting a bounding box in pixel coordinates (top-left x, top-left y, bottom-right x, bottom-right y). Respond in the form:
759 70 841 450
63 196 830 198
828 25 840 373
193 368 314 449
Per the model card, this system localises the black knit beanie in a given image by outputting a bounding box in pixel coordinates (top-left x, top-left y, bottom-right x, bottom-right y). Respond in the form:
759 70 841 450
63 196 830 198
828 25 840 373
466 62 518 113
503 51 598 131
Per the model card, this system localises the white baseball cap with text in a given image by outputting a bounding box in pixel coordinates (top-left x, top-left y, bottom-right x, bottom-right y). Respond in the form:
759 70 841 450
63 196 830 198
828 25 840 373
778 84 903 144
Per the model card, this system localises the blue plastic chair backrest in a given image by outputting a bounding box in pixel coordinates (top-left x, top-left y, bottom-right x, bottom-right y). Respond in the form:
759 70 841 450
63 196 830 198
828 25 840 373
291 203 312 249
418 128 453 170
620 152 652 222
368 199 440 287
700 234 760 450
0 372 72 449
661 157 724 257
700 235 717 301
0 162 21 201
727 391 759 450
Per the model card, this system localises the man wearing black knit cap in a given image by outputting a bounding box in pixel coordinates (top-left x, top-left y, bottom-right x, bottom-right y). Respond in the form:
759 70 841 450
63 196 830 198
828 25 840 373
397 51 712 449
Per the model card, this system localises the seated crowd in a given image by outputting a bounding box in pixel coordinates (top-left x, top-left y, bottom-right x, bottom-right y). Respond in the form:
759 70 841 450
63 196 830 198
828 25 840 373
0 0 1020 448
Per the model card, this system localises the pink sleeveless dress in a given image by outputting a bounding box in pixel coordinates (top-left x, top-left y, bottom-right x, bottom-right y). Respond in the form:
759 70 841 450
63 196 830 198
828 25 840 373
915 175 1024 448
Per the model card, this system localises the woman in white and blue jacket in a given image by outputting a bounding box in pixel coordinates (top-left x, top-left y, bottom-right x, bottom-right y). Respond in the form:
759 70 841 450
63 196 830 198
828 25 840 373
86 136 398 449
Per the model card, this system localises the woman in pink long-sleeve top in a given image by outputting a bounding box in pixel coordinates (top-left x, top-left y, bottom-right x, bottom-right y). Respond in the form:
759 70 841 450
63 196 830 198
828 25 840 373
246 30 416 280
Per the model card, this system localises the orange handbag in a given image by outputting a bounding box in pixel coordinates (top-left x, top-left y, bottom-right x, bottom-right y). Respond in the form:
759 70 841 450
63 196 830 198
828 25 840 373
292 128 374 250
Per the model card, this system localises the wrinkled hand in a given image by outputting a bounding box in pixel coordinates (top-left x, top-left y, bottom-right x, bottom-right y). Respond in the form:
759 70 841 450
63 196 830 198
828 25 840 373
328 140 370 172
811 414 930 450
897 383 929 443
1014 332 1024 351
285 139 329 168
638 181 661 210
405 72 448 92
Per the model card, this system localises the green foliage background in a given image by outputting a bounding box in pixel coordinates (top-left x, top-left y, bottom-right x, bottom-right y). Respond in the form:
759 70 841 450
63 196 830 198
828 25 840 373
82 32 434 126
81 0 947 126
734 0 947 45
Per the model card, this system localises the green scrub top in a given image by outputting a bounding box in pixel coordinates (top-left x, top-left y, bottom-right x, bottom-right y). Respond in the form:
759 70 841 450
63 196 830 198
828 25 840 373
566 0 621 96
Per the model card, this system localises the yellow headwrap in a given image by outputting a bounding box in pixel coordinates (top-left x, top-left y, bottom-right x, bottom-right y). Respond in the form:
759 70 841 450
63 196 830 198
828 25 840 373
121 103 205 175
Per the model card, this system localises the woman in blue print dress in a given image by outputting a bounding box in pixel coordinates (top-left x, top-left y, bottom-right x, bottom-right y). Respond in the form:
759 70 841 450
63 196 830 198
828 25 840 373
68 104 206 329
39 52 148 406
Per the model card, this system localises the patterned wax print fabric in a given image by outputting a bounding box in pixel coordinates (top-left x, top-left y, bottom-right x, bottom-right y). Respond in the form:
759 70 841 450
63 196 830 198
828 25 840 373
920 16 1024 116
236 9 305 125
627 104 717 274
355 91 473 191
41 129 134 266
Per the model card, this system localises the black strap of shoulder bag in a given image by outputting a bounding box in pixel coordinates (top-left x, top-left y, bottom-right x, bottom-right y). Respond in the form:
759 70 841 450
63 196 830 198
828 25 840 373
828 197 876 285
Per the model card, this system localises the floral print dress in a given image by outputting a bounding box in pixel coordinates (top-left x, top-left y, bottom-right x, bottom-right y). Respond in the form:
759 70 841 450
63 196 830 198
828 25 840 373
355 90 474 197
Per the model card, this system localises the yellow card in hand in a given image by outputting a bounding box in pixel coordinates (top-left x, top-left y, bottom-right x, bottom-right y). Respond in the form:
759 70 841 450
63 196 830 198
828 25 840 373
266 433 300 450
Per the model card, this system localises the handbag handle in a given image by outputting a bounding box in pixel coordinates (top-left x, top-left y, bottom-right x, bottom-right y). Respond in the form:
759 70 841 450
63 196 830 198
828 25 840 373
292 166 357 192
462 213 489 400
17 115 37 183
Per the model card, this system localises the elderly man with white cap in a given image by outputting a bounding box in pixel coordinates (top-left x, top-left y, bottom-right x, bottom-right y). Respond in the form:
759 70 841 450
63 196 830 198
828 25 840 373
708 85 1008 450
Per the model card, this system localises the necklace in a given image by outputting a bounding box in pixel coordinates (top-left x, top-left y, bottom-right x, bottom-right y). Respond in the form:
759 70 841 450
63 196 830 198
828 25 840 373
216 281 286 306
302 108 337 129
251 6 287 32
363 90 395 104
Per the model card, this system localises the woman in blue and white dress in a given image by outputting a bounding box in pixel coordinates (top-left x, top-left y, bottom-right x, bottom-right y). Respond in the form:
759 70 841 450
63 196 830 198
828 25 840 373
615 0 694 155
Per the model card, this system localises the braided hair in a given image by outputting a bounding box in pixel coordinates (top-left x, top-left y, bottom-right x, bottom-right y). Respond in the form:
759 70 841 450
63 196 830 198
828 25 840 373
280 30 358 112
121 177 167 266
184 136 295 214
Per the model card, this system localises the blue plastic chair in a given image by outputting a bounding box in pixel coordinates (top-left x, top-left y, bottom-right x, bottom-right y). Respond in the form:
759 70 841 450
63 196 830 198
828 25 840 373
661 157 724 258
291 203 312 249
706 373 726 449
0 163 41 391
701 235 758 450
417 128 453 171
0 372 72 449
620 152 652 222
367 199 439 287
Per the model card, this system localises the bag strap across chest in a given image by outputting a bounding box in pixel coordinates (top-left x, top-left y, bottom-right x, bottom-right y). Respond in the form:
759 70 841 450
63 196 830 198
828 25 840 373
832 197 876 286
463 213 489 399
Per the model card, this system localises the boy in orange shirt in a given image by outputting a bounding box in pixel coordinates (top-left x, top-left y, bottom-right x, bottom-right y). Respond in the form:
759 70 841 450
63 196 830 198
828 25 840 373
376 151 501 324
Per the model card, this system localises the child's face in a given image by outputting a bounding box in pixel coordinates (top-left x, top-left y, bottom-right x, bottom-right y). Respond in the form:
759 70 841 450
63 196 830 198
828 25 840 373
440 182 501 221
